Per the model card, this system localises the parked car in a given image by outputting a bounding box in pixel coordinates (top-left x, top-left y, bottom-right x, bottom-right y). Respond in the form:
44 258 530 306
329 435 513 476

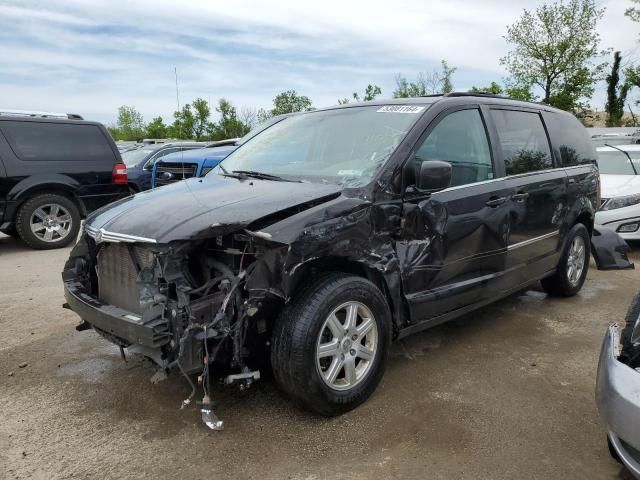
152 145 238 188
115 142 141 154
596 292 640 479
64 94 630 429
588 128 640 148
595 145 640 239
0 110 131 249
121 141 207 191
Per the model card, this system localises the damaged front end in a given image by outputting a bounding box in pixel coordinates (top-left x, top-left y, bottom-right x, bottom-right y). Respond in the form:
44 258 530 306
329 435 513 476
63 226 287 430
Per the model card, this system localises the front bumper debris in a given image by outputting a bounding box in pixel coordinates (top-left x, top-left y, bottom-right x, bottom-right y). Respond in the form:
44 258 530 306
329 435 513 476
63 279 169 348
596 325 640 478
591 227 635 271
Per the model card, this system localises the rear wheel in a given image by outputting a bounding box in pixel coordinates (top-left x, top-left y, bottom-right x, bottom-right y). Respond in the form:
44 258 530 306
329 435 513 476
15 193 80 249
271 273 392 416
541 223 590 297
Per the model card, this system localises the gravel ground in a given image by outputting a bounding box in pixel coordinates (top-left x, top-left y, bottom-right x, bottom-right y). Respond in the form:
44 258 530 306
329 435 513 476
1 232 638 480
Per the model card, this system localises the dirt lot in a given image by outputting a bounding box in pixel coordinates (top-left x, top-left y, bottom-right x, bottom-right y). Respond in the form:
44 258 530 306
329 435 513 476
0 233 638 480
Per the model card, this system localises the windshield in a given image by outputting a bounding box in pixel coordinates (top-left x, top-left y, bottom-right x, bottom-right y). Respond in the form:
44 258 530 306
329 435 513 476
591 137 633 149
122 147 155 167
217 105 427 186
597 150 639 175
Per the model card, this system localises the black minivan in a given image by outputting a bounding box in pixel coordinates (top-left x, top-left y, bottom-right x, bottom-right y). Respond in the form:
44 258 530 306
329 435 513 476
64 94 605 427
0 112 130 249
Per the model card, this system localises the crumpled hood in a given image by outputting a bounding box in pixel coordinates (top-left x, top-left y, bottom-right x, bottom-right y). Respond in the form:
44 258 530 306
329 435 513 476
86 174 342 243
600 174 640 198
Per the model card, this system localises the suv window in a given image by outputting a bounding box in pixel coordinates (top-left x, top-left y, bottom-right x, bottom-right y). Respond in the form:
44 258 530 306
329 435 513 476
415 109 493 187
491 110 553 175
550 114 596 166
0 121 115 162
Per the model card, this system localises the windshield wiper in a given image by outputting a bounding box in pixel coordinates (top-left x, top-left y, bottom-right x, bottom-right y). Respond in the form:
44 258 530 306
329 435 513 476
231 170 301 182
217 164 248 180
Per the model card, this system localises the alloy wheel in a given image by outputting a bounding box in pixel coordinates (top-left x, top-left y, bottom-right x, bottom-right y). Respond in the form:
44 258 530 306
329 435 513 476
566 235 586 286
316 301 378 391
30 203 73 243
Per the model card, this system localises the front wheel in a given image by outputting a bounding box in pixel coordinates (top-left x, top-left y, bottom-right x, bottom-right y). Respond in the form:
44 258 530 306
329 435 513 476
541 223 590 297
271 273 392 416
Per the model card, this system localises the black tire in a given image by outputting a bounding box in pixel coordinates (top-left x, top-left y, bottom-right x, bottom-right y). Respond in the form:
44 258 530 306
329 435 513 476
541 223 590 297
271 273 392 416
620 292 640 363
15 193 81 249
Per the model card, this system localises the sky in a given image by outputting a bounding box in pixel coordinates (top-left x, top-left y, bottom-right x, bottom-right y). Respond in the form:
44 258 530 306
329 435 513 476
0 0 639 125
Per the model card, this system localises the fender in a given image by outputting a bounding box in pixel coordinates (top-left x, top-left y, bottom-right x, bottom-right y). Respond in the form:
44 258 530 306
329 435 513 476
5 174 86 218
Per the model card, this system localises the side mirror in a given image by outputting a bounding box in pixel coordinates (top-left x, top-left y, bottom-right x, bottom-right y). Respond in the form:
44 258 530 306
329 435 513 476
417 160 452 191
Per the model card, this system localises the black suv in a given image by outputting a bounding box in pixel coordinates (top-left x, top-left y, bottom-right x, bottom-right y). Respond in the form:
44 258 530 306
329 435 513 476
0 112 131 249
64 94 610 427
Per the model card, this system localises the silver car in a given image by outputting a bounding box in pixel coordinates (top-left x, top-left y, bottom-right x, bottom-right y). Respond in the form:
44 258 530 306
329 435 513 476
596 293 640 478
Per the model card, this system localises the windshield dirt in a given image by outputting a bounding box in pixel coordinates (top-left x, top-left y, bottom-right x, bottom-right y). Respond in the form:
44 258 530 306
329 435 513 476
216 105 428 186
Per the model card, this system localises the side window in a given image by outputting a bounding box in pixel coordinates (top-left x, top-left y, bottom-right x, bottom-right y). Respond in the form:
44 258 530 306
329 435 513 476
490 110 553 175
147 148 181 167
415 109 493 187
0 121 115 162
545 112 596 166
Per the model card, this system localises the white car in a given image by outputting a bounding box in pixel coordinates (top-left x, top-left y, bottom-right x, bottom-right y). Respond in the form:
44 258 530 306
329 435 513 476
596 145 640 240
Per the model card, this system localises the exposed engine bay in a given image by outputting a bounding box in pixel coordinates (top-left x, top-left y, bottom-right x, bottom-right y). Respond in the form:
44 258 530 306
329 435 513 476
64 230 289 430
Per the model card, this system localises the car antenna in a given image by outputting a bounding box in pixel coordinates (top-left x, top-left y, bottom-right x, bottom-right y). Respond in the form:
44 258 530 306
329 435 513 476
604 143 639 175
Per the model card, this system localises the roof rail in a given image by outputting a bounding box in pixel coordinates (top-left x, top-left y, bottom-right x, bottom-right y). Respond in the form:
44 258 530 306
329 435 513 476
0 109 84 120
444 92 511 100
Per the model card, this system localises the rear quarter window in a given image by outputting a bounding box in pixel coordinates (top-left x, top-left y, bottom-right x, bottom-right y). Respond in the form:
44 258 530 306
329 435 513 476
490 109 553 175
544 112 596 167
0 121 116 162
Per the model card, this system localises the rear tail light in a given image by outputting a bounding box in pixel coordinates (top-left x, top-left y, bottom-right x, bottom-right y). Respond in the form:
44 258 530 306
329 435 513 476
112 163 128 184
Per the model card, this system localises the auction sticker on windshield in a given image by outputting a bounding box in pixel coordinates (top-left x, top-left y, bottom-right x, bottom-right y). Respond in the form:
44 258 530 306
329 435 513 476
376 105 425 113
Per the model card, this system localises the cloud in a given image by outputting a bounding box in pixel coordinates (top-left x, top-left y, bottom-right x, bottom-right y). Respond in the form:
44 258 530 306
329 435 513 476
0 0 637 123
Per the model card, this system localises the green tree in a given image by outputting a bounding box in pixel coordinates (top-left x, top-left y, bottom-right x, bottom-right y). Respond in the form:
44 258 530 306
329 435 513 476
170 104 195 139
145 116 168 139
116 105 145 141
393 60 456 98
440 60 456 94
270 90 313 115
500 0 607 112
468 81 536 102
207 98 251 140
469 82 504 95
191 98 211 140
605 52 631 127
626 0 640 22
505 84 536 102
339 84 383 104
169 98 212 140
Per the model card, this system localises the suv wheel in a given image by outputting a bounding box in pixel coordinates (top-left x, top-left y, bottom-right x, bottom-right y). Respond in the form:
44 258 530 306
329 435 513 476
271 273 392 416
15 193 80 249
541 223 590 297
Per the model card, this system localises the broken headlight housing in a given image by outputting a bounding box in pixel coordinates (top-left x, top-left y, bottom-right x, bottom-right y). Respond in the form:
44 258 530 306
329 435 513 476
601 193 640 211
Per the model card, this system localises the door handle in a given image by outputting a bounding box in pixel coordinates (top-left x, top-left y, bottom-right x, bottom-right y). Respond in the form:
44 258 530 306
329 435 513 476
568 178 576 185
486 196 507 207
512 192 529 202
